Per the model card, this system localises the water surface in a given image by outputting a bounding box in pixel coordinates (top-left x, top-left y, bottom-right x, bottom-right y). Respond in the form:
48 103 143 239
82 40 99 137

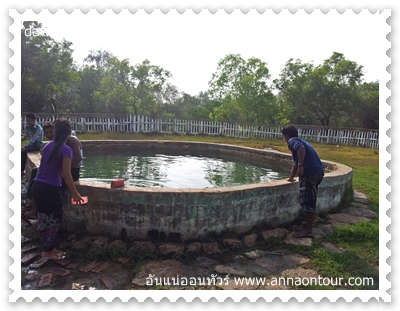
80 150 291 188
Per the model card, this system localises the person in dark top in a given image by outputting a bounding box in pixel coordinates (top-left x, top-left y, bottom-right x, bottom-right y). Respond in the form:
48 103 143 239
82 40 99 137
282 124 324 238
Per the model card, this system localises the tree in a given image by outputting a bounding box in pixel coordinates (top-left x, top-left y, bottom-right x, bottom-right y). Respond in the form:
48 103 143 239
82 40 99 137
93 57 172 115
209 54 277 124
351 81 379 129
274 52 364 127
21 21 76 113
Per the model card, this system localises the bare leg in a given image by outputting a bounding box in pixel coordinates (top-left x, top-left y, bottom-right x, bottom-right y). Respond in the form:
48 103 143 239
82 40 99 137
305 212 315 235
25 199 38 219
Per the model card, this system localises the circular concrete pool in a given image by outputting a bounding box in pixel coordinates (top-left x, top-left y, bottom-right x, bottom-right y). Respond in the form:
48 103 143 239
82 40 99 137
26 140 353 241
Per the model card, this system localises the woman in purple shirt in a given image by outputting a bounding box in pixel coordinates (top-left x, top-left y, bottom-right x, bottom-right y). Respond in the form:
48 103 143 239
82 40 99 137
31 118 83 260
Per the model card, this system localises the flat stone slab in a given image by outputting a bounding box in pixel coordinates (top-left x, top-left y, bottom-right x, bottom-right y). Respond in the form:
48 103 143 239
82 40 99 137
214 265 246 277
261 228 289 241
196 257 219 268
66 262 80 269
29 257 48 269
316 224 335 235
283 232 313 246
91 262 111 274
21 253 38 265
25 273 36 282
21 236 32 243
131 259 187 287
54 259 71 267
353 190 368 204
341 206 378 218
101 276 118 289
51 267 71 277
327 213 370 226
21 245 38 253
80 262 101 273
38 273 53 287
350 202 370 209
244 250 283 259
253 253 310 275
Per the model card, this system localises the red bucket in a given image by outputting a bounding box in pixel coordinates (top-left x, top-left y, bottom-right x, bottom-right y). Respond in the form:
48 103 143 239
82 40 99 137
111 179 125 188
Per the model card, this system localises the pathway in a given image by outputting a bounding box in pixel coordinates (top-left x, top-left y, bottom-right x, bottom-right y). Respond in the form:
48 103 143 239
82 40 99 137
20 180 376 290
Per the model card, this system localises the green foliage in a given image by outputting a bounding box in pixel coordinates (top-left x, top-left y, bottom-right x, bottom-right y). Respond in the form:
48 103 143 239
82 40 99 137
21 21 76 113
208 54 278 124
273 52 369 127
21 22 379 130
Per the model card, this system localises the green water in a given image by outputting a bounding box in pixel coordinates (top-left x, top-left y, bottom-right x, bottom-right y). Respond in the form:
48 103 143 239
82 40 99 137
80 150 291 188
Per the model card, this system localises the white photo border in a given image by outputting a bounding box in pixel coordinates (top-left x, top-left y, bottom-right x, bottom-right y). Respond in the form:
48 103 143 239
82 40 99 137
8 7 391 303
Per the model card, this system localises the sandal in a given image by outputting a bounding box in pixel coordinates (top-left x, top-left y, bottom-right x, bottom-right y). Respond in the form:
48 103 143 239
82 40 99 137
292 231 314 238
42 251 66 260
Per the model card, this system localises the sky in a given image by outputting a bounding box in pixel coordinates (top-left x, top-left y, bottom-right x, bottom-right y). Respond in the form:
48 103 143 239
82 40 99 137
31 9 384 96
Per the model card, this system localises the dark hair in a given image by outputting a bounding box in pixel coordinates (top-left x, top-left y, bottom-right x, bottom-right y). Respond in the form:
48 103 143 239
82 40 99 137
47 118 72 163
42 121 54 131
25 113 36 121
282 124 299 138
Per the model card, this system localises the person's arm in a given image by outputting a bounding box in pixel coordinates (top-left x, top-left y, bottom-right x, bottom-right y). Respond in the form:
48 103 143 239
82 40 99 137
23 127 43 149
287 164 297 182
296 145 306 177
62 157 83 203
68 137 83 167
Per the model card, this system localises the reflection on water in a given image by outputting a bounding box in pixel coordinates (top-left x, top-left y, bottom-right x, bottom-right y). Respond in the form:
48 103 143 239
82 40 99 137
80 150 291 188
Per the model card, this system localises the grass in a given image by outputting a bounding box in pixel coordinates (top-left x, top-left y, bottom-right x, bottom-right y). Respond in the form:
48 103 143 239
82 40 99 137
26 131 380 290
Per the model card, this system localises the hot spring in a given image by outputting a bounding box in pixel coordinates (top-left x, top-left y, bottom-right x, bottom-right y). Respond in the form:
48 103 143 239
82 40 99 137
26 140 353 241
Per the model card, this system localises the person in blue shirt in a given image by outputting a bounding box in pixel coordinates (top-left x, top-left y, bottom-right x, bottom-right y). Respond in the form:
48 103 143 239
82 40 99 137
282 124 324 238
21 113 43 176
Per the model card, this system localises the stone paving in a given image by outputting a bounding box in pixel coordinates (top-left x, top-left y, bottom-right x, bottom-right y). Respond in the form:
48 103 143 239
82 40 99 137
20 179 377 290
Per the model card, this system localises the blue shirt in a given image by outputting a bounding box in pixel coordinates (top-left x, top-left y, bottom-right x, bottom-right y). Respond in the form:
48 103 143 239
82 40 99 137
287 137 324 176
23 123 43 149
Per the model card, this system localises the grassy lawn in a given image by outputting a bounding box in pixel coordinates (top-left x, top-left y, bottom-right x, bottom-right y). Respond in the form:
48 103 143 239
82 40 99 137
30 131 380 289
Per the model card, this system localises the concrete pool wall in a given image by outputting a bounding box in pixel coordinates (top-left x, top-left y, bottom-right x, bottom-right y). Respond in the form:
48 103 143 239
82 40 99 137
26 140 353 241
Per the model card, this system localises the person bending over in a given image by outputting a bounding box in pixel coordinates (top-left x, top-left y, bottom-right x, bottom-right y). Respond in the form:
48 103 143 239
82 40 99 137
282 124 324 238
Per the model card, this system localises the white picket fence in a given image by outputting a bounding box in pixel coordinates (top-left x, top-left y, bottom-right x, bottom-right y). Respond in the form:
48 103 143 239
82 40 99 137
21 114 379 148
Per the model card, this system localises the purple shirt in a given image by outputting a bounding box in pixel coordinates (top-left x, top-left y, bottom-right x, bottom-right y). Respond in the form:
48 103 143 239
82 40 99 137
35 141 73 187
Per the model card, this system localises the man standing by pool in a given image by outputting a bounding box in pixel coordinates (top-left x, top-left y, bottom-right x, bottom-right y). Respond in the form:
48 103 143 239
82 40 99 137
282 124 324 238
21 113 43 176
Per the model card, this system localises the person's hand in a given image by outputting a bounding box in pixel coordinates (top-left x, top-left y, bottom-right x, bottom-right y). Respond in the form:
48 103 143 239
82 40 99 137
287 178 296 182
297 166 304 177
72 193 84 205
